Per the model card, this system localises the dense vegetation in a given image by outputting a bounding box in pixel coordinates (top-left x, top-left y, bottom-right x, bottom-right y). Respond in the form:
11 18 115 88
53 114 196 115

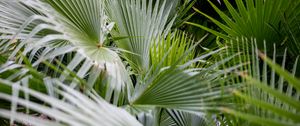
0 0 299 126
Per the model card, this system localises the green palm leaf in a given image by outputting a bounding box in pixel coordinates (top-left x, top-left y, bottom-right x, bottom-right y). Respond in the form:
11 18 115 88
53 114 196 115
222 39 300 126
187 0 300 53
131 46 242 113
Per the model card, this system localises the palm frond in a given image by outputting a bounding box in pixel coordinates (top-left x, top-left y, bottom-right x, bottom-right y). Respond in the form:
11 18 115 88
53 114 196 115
0 78 142 126
131 45 242 113
0 0 132 104
150 31 197 71
222 39 300 126
187 0 299 53
158 109 208 126
106 0 176 73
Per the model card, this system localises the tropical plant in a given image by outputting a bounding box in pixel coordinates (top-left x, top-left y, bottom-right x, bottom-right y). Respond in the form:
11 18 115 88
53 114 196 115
0 0 299 126
0 0 243 126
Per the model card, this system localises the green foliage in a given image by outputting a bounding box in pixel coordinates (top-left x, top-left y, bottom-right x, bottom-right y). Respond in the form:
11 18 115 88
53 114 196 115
0 0 299 126
221 39 300 126
188 0 300 56
150 31 196 70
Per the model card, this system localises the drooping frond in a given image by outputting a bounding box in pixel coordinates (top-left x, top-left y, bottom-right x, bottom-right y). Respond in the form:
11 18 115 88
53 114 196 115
0 78 142 126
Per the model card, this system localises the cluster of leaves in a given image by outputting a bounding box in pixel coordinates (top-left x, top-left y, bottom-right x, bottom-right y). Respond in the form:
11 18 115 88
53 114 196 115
0 0 299 126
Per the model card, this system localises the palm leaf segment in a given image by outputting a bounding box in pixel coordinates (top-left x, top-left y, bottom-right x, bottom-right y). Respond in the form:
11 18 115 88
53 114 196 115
106 0 175 73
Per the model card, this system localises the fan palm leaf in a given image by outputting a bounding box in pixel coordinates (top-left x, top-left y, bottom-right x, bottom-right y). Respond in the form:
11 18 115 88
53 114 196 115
106 0 176 73
0 0 132 104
